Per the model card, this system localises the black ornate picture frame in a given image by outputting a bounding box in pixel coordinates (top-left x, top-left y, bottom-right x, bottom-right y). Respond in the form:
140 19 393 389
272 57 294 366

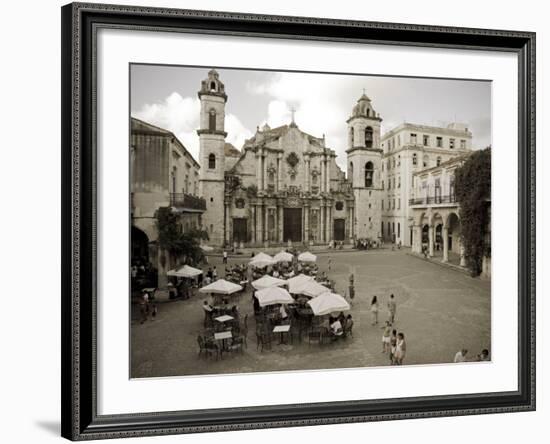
61 2 535 440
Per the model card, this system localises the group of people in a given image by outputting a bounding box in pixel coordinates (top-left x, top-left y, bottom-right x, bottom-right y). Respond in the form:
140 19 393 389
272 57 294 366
454 348 491 363
369 294 397 326
329 312 354 338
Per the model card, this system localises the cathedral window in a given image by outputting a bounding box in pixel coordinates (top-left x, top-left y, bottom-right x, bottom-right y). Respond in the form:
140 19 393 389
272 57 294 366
412 153 417 165
208 153 216 169
423 135 429 146
364 161 374 188
436 136 443 148
348 162 353 181
410 133 417 144
460 139 466 149
209 109 216 131
365 126 373 148
335 201 344 211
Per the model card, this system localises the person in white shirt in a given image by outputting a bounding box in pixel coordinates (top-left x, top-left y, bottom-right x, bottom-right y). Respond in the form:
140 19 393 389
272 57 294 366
454 349 468 363
279 304 288 320
330 319 343 337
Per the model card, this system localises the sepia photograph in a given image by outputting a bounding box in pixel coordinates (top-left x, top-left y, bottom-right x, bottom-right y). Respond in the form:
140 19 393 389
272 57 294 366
129 65 492 378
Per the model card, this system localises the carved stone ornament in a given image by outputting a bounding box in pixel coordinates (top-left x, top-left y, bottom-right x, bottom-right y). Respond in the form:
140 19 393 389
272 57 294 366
286 152 299 168
286 197 301 207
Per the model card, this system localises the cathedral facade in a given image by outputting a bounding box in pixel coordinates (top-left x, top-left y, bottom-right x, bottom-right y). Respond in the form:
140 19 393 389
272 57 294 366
197 69 472 249
198 69 374 248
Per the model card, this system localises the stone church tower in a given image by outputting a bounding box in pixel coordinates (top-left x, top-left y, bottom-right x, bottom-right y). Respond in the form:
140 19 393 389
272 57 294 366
346 93 383 241
197 69 227 245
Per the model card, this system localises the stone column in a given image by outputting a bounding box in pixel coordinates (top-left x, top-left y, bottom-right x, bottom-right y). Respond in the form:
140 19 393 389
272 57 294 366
305 155 311 192
325 158 330 193
278 203 284 243
256 151 262 191
428 225 434 257
304 204 310 244
253 205 257 244
320 203 325 243
256 203 263 245
276 153 282 192
264 207 270 245
442 226 449 262
320 158 325 193
460 245 467 267
262 152 267 191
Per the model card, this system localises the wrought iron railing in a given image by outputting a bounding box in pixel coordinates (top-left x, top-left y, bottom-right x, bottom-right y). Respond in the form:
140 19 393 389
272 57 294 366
169 193 206 211
408 194 457 206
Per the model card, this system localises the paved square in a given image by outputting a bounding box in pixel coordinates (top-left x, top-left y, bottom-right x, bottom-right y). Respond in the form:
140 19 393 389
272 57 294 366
131 249 490 378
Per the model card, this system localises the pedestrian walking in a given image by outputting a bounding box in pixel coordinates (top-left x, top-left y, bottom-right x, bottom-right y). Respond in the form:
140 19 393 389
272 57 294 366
454 348 468 363
212 266 218 281
139 292 149 324
389 329 398 364
222 250 228 264
381 321 391 353
395 332 406 365
387 294 397 324
370 295 379 325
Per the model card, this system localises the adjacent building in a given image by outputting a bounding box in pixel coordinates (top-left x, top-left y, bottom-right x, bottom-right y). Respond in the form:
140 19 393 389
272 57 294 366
130 117 205 283
380 122 472 247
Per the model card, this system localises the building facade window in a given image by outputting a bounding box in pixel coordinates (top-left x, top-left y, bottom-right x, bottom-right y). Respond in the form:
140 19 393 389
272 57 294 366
365 126 373 148
436 156 442 166
412 153 417 165
423 135 429 146
364 161 374 187
208 153 216 169
382 180 384 190
209 109 216 131
436 136 443 148
410 133 417 144
460 139 466 149
350 128 354 145
423 155 429 168
449 138 455 149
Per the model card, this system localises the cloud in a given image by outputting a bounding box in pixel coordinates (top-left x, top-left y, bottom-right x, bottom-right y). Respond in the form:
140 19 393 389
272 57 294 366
132 92 253 160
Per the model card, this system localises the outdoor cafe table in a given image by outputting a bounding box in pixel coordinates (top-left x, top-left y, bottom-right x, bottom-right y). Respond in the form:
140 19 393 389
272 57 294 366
214 330 233 352
214 315 234 323
273 324 291 344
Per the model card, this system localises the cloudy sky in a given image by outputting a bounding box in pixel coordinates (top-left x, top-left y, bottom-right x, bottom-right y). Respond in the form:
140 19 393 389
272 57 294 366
131 64 491 169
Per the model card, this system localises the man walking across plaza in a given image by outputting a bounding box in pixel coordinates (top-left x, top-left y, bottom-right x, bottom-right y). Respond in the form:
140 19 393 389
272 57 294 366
222 250 228 264
388 294 397 324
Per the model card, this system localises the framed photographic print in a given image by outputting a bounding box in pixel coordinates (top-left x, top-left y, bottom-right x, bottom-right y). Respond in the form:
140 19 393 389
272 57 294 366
61 2 536 440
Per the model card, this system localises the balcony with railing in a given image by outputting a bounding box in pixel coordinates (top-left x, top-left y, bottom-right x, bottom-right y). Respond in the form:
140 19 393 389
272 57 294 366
169 193 206 211
409 194 457 207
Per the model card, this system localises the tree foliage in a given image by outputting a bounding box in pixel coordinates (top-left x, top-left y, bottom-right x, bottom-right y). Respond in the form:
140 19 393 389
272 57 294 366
155 207 209 267
454 148 491 276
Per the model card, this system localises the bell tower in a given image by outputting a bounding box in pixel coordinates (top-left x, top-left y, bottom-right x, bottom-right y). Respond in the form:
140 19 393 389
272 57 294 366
346 92 383 241
198 69 227 246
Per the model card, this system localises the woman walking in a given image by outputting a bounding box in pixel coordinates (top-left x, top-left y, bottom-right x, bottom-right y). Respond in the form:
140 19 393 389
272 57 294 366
381 321 391 353
394 332 407 365
389 329 398 364
370 295 379 325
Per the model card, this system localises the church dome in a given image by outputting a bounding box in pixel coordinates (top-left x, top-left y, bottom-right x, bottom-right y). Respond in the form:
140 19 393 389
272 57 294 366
351 92 377 119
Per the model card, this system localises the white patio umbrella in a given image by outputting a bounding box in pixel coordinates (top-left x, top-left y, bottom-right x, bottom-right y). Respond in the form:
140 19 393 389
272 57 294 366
273 250 293 263
198 279 242 295
166 265 203 278
297 251 317 262
307 292 350 316
299 281 331 298
251 274 287 290
249 252 276 268
255 287 295 307
286 273 314 294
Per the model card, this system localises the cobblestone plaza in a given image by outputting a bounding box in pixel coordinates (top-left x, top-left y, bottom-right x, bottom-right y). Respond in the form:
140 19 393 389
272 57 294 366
131 249 490 378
